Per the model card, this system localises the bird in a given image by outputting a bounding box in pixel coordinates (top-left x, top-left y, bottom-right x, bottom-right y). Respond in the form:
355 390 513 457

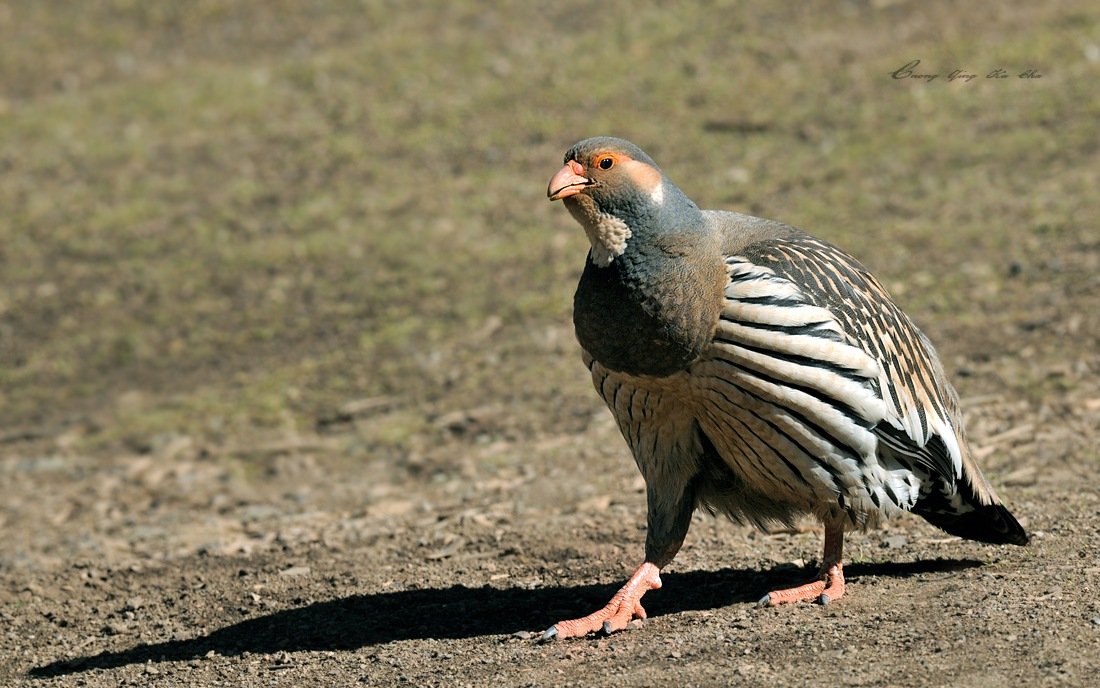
542 136 1028 640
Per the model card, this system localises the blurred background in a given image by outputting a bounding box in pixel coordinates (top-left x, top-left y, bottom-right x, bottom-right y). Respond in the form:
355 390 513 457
0 0 1097 560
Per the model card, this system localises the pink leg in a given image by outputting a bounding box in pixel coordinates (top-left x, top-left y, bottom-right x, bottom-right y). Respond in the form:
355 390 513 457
760 522 846 606
542 562 662 640
544 471 694 641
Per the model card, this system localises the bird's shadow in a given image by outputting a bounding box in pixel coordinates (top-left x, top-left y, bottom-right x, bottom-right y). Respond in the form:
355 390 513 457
28 558 980 678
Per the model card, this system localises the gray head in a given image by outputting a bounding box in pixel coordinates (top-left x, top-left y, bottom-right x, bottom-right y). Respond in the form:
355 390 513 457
547 137 668 214
547 137 701 266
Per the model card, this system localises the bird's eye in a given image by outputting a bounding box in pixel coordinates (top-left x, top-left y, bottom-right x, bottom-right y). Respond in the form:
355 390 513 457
597 156 614 170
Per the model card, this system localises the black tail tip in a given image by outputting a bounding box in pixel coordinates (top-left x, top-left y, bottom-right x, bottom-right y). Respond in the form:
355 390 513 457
918 502 1029 546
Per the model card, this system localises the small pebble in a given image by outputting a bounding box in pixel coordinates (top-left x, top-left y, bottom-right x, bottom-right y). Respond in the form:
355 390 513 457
883 535 908 549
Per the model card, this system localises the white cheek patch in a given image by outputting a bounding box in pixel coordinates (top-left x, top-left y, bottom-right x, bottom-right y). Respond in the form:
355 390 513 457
650 181 664 205
621 159 665 206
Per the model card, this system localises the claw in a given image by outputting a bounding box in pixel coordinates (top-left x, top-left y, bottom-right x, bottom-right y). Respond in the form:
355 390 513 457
539 625 559 643
544 561 662 639
760 523 846 606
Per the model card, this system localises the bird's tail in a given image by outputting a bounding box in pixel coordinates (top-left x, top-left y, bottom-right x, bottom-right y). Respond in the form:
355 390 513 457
914 490 1029 545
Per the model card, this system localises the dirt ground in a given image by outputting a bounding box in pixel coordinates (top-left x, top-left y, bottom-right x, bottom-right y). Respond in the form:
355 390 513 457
2 2 1099 687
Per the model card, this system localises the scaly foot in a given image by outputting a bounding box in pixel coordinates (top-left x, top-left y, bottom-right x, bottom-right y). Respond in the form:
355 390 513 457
757 561 845 606
759 522 846 607
542 562 662 640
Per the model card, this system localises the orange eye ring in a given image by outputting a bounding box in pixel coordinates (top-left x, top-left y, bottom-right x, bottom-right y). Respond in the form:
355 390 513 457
596 156 614 170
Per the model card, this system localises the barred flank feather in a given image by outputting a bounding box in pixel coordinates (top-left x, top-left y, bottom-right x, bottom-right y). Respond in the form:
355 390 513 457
695 227 1024 544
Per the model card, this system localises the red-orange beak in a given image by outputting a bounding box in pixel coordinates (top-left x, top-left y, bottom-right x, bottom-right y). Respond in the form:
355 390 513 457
547 160 591 201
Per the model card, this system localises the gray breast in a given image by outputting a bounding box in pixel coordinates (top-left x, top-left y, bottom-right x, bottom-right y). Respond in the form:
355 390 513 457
573 250 724 378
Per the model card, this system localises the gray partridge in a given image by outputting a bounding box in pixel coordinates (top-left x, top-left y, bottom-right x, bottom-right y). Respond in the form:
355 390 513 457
543 137 1028 640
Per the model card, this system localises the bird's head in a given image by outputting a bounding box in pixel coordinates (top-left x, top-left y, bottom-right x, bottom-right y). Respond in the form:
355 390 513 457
548 137 696 267
547 137 666 214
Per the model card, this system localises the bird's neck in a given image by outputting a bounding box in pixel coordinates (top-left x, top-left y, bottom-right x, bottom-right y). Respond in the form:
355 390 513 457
572 219 726 378
567 203 633 268
565 187 701 269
